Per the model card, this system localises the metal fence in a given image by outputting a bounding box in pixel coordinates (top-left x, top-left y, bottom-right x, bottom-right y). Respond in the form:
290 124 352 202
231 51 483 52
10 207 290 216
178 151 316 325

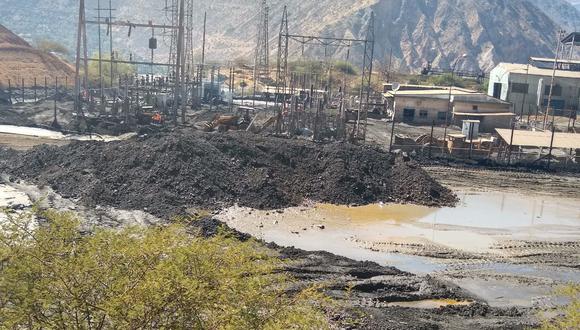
379 119 579 170
0 77 73 104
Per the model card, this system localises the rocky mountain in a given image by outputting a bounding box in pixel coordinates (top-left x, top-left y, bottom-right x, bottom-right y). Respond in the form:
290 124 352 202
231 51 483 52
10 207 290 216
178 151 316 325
0 24 73 85
528 0 580 31
568 0 580 12
0 0 569 72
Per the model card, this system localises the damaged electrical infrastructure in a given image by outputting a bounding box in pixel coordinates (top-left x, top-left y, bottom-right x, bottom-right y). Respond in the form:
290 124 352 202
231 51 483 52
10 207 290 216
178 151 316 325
70 0 377 143
1 0 579 170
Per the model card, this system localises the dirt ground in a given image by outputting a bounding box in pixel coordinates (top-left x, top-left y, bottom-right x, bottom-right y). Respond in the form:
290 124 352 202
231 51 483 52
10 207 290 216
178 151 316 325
0 132 69 150
0 127 577 329
0 130 457 218
0 100 74 127
0 179 541 329
425 166 580 200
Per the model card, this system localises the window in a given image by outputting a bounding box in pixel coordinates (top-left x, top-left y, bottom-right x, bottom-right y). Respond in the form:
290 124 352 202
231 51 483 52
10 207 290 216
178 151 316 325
472 105 479 111
419 110 429 118
511 83 529 94
437 112 447 121
403 108 415 122
544 85 562 97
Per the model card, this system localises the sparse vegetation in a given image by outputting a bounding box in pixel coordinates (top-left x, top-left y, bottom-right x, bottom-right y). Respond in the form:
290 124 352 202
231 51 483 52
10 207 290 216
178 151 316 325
540 285 580 330
35 39 69 56
0 209 330 329
401 73 487 91
87 53 136 88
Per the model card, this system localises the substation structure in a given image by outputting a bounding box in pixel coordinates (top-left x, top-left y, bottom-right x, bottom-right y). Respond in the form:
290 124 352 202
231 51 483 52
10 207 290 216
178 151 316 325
274 6 376 142
73 0 210 127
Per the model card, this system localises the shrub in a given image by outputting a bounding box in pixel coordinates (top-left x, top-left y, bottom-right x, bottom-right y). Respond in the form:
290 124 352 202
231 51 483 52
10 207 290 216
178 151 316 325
540 285 580 330
0 209 329 329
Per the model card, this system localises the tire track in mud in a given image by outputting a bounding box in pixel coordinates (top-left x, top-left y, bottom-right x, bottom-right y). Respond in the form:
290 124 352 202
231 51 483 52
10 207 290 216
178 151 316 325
424 166 580 199
349 237 580 274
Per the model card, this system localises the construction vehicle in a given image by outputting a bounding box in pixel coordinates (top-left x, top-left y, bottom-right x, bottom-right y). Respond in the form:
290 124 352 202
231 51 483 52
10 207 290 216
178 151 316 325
203 114 251 132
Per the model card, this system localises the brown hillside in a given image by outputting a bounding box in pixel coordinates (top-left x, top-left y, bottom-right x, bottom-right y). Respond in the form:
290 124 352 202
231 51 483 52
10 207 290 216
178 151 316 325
0 24 73 87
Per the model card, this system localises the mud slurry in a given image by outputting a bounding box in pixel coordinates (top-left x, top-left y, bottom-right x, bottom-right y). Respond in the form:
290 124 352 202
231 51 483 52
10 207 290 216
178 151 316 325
0 130 456 217
0 180 535 329
0 133 562 329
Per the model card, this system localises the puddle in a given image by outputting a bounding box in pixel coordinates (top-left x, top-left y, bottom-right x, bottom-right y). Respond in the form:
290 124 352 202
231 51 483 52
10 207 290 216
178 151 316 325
0 184 32 208
317 203 434 223
218 190 580 307
0 125 136 142
386 299 473 309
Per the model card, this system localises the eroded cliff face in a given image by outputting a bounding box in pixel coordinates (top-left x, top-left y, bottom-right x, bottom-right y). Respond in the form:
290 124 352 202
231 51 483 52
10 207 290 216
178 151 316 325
0 0 568 72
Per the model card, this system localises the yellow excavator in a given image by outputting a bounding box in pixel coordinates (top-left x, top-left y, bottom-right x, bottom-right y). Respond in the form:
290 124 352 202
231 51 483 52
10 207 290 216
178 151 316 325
203 114 251 132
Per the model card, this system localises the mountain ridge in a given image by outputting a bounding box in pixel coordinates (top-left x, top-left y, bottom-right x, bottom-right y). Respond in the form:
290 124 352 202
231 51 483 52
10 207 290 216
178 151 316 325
0 0 574 72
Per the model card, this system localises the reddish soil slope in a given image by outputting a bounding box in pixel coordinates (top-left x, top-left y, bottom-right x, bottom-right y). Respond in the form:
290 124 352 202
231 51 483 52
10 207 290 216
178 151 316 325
0 24 73 87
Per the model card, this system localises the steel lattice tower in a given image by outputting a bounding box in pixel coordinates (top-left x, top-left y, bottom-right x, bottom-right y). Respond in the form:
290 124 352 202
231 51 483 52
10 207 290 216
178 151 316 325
275 5 289 108
355 12 375 141
253 0 270 90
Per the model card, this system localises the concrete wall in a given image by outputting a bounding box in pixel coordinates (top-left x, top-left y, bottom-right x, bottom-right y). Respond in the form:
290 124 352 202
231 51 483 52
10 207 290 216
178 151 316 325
394 96 512 131
453 101 512 132
393 97 450 125
452 114 512 132
454 101 510 114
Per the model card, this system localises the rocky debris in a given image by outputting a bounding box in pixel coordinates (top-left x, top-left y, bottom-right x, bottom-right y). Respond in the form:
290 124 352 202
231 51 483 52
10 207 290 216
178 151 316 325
0 130 456 218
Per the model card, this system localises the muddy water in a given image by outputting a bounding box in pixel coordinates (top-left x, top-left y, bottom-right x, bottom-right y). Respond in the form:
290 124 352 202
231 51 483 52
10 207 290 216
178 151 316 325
386 299 473 309
218 190 580 307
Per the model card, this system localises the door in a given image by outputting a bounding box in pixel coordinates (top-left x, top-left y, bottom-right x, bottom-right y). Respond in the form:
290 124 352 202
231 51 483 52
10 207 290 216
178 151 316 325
493 83 503 99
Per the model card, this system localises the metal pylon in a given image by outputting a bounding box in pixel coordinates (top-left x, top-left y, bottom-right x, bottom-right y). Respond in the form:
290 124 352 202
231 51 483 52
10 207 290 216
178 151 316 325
253 0 270 100
355 12 375 141
276 5 289 108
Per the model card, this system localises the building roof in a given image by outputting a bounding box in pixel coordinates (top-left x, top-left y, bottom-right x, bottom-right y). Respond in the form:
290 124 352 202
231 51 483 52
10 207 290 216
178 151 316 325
263 86 328 94
382 83 448 91
455 112 515 117
496 129 580 149
384 88 510 105
561 32 580 45
494 62 580 79
529 57 580 66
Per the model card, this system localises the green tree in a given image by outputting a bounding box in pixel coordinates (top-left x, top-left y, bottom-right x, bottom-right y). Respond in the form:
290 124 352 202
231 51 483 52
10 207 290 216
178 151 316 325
0 209 329 329
87 53 136 88
334 61 357 76
427 73 467 88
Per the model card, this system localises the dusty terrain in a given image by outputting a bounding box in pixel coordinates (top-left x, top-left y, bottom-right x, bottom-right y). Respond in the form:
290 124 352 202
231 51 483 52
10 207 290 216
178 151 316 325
0 179 540 329
0 129 578 329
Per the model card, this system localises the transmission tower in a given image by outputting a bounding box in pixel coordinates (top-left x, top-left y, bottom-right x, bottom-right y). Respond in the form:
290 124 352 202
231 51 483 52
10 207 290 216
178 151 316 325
355 12 375 141
184 0 195 77
275 5 289 109
253 0 270 98
164 0 179 77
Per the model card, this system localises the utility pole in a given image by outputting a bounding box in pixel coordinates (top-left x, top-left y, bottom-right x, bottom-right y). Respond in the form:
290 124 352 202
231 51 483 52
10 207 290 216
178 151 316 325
74 0 86 116
108 0 114 87
545 29 565 130
97 0 103 98
173 0 185 125
200 12 206 101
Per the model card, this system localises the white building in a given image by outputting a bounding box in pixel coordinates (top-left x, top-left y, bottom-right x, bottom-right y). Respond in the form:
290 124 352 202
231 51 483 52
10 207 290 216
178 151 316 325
488 58 580 117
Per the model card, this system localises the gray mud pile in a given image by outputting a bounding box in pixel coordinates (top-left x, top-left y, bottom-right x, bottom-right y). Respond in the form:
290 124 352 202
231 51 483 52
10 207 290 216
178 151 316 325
1 130 456 217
